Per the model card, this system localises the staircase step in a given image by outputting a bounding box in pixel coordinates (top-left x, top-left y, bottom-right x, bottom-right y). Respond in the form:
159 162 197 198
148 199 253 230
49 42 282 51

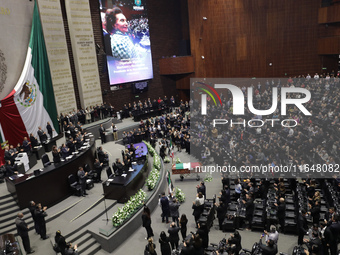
0 218 34 236
87 242 102 255
0 196 16 207
69 232 93 247
0 208 30 224
78 238 101 255
0 193 12 200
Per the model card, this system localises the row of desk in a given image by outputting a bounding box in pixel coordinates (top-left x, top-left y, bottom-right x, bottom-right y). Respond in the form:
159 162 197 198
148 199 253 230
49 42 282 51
6 134 151 209
6 134 96 209
103 142 149 203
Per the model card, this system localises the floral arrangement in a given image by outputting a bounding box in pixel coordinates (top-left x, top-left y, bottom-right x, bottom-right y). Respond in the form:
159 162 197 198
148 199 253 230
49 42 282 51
112 189 146 227
204 173 213 182
143 141 156 157
153 154 161 170
146 167 160 190
174 187 185 203
164 157 170 163
175 158 181 164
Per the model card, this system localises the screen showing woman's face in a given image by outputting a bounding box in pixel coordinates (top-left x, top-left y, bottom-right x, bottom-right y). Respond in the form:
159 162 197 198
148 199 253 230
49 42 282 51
115 13 128 33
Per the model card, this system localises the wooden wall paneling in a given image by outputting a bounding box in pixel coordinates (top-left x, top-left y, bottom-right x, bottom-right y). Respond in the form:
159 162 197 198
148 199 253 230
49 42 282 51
318 37 340 54
188 0 321 78
318 5 340 24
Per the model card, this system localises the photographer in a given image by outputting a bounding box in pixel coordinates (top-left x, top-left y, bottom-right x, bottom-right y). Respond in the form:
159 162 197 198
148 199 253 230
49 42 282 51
227 231 242 255
259 234 278 255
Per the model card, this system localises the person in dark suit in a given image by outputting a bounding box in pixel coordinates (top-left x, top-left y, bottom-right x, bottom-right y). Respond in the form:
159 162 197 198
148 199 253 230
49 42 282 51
179 214 188 241
98 147 109 165
145 237 157 255
180 240 194 255
66 137 76 154
93 159 103 182
197 223 209 249
324 207 336 226
35 203 48 240
4 160 18 177
216 200 226 230
304 231 322 253
46 122 54 139
243 194 254 230
276 198 286 232
192 200 204 228
158 231 171 255
37 126 47 143
29 133 40 147
142 206 154 239
259 236 278 255
328 215 340 255
4 146 15 165
29 201 39 235
77 167 88 197
115 159 125 176
309 201 321 224
196 181 206 198
168 222 180 250
22 137 31 154
15 212 35 254
169 198 180 226
228 231 242 255
61 144 70 159
55 230 67 255
298 209 309 245
52 145 61 164
99 124 106 144
160 192 170 223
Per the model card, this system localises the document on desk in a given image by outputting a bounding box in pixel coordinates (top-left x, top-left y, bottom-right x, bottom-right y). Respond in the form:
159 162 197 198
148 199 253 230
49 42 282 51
108 179 114 182
121 174 127 177
129 168 134 172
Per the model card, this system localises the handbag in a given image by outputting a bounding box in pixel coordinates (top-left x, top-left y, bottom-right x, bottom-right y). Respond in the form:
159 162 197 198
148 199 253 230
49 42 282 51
53 243 61 252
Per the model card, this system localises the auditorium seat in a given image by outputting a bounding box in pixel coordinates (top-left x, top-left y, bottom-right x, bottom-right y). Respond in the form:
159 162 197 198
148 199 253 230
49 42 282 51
41 154 51 167
68 174 82 196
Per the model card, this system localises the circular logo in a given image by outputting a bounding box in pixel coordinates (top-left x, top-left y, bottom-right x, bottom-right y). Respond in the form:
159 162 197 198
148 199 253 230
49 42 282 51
0 50 7 93
17 80 37 107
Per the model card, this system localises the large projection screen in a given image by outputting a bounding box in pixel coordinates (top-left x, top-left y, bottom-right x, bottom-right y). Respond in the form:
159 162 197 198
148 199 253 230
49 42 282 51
99 0 153 85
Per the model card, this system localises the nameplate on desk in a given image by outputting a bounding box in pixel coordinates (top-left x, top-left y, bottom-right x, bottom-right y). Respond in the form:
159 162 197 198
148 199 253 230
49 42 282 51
121 174 127 177
84 143 89 146
66 155 73 160
128 168 134 172
108 178 114 182
72 152 79 155
85 139 90 142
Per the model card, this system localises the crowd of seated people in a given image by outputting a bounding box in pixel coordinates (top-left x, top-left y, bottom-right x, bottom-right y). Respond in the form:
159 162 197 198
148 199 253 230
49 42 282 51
190 74 340 174
122 101 190 154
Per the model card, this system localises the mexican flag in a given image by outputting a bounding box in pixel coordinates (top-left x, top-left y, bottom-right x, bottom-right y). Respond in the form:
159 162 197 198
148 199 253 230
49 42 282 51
167 170 173 195
0 1 58 165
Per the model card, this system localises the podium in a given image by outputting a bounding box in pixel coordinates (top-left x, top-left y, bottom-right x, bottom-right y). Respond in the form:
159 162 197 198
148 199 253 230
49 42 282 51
15 153 29 172
33 146 45 160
